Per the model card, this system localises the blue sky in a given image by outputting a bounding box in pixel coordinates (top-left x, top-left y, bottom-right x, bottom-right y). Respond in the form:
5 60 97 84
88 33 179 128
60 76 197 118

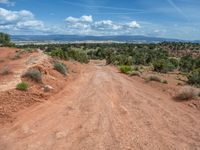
0 0 200 40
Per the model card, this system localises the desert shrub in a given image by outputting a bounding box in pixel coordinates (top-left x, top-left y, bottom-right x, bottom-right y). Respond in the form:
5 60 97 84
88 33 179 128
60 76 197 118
11 49 28 60
145 75 162 82
161 80 168 84
119 65 132 74
87 48 107 60
54 62 67 75
0 32 12 46
129 71 140 77
11 48 30 60
50 48 68 60
169 57 179 68
16 82 28 91
175 86 198 100
0 66 11 75
187 68 200 87
153 59 176 73
22 69 42 83
108 54 133 66
134 66 140 71
179 55 195 72
67 49 89 63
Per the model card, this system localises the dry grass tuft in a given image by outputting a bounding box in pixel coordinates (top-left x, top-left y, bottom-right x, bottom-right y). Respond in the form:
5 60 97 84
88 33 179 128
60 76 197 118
145 75 162 83
0 66 11 75
175 86 198 101
22 69 42 83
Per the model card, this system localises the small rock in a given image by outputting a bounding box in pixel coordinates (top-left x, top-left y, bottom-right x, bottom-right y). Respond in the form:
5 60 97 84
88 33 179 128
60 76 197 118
55 131 67 139
43 85 54 92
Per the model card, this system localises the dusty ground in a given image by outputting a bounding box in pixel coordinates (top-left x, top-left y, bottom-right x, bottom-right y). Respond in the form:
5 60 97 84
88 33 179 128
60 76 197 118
0 48 200 150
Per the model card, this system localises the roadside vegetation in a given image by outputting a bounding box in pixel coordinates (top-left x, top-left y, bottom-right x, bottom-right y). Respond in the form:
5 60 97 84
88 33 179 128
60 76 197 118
15 42 200 88
0 30 196 95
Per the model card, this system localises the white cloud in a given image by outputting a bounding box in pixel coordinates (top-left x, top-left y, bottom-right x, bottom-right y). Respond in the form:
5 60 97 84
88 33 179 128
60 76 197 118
65 15 140 35
0 8 48 34
0 11 141 35
94 20 122 30
128 21 141 28
0 8 34 24
16 20 44 29
65 15 93 23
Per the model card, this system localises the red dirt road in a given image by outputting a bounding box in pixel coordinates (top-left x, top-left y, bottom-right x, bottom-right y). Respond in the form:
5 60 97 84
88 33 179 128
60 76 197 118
0 61 200 150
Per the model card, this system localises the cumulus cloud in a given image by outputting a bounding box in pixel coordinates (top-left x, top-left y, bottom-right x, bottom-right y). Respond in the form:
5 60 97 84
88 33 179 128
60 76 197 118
65 15 140 35
0 11 141 35
65 15 93 23
0 8 48 34
127 21 141 28
94 20 122 30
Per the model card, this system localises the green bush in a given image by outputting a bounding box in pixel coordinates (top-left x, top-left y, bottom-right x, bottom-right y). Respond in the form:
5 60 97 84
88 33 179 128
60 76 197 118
153 59 176 73
54 62 67 75
67 49 89 63
0 32 12 46
50 48 68 60
22 69 42 83
16 82 28 91
179 55 195 72
169 57 179 68
119 65 132 74
187 68 200 87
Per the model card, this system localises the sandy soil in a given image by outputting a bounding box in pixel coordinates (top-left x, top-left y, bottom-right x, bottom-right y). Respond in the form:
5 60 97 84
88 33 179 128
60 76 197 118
0 59 200 150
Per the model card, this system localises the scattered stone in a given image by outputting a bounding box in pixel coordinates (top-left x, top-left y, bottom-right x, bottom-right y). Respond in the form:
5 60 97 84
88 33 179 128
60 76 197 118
43 85 54 92
55 131 67 139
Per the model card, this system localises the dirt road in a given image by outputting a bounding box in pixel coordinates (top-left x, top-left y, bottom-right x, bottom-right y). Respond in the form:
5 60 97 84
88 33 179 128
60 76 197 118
0 61 200 150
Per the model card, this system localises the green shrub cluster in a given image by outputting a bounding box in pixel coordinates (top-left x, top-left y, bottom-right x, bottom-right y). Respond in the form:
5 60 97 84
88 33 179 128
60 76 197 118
153 59 176 73
187 69 200 87
68 49 89 63
50 48 69 60
0 32 13 46
50 48 89 63
14 42 200 87
179 56 200 72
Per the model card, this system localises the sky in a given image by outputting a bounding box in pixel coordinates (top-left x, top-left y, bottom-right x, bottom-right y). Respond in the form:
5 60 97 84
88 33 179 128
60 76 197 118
0 0 200 40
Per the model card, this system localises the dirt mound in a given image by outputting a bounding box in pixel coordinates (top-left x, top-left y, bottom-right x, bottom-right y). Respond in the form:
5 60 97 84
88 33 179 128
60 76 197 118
0 47 82 124
0 90 46 124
